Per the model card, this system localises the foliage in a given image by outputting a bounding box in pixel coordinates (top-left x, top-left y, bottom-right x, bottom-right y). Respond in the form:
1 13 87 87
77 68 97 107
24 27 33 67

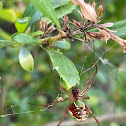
19 46 34 72
48 49 80 89
0 0 126 126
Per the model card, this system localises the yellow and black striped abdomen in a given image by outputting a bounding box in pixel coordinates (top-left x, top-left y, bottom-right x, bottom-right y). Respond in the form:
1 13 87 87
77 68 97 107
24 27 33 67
69 102 89 121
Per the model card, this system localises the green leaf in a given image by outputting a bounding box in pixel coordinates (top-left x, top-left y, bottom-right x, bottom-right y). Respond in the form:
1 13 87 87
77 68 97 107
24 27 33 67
23 0 70 27
12 33 41 44
0 9 17 23
42 2 76 24
90 19 126 39
0 2 2 11
29 30 44 37
23 3 37 17
53 3 76 21
48 49 80 89
111 19 126 30
0 40 17 48
53 40 71 50
23 3 43 27
15 17 31 33
19 46 34 72
29 0 60 29
50 0 69 9
30 20 39 33
110 19 126 39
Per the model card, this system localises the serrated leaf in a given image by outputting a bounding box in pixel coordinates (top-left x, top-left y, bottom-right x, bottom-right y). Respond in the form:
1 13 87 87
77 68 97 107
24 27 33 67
53 40 71 50
15 17 31 33
0 40 17 48
48 49 80 89
12 33 41 44
19 46 34 72
29 0 60 29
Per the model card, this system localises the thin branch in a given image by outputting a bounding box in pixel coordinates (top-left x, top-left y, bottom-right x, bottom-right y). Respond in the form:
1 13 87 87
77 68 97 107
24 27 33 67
44 112 126 126
40 30 68 45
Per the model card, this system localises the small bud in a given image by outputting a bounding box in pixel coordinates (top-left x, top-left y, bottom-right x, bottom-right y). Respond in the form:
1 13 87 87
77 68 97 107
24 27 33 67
98 5 103 19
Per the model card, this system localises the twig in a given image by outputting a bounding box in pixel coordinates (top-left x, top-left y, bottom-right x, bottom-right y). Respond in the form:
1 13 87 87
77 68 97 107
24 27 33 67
44 112 126 126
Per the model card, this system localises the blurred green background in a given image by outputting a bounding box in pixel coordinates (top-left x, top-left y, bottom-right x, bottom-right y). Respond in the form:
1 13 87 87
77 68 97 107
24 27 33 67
0 0 126 126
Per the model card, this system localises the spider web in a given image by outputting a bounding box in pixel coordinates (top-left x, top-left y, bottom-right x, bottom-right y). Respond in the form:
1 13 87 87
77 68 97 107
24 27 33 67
80 43 118 76
0 73 61 125
0 41 120 126
0 1 124 125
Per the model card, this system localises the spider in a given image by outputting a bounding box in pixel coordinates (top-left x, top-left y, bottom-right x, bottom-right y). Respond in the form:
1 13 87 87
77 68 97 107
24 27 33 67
28 50 99 126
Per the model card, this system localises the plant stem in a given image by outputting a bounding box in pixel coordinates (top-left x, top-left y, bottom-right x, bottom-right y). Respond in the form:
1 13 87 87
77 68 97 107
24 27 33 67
40 30 68 45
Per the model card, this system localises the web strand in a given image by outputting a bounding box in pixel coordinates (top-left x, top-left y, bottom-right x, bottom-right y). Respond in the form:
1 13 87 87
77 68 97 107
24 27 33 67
0 42 119 126
81 43 118 75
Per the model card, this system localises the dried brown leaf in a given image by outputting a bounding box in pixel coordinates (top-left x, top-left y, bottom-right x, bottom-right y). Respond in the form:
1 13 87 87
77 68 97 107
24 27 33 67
45 23 56 34
98 29 111 43
92 2 96 10
96 25 126 53
88 31 110 43
72 0 97 23
121 46 126 53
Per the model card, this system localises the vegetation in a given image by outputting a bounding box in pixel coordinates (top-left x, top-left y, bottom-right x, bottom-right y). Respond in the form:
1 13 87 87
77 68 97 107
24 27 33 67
0 0 126 126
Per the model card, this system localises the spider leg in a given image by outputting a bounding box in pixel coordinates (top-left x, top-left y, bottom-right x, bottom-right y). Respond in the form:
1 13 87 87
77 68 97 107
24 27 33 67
28 97 70 108
57 103 71 126
86 104 100 126
45 51 71 96
81 65 97 95
80 63 94 95
81 96 90 100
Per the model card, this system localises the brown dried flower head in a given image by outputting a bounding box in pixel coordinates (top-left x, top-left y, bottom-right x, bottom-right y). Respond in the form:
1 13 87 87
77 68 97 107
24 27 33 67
71 0 126 53
72 0 97 23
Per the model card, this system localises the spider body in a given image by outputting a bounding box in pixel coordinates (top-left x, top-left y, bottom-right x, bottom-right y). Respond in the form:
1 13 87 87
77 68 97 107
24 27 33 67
68 88 89 121
71 89 80 100
69 101 89 122
28 52 99 126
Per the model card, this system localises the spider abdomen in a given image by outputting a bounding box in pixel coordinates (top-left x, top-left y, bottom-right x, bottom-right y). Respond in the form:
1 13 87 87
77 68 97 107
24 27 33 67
69 101 89 121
